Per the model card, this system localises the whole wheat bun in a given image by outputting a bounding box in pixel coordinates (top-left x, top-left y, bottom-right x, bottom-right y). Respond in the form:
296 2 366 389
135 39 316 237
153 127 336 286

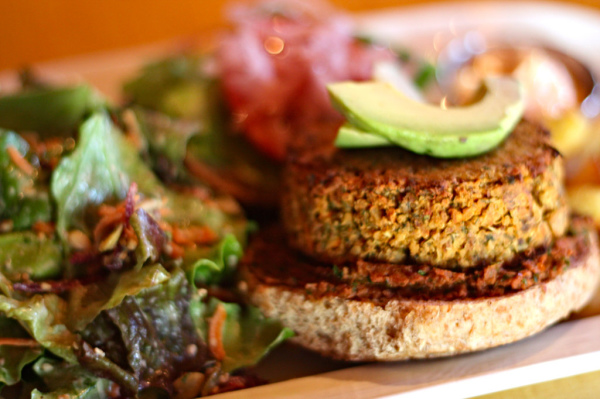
240 229 600 361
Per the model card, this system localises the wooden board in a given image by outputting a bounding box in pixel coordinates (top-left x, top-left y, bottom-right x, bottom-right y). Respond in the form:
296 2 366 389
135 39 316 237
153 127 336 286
218 315 600 399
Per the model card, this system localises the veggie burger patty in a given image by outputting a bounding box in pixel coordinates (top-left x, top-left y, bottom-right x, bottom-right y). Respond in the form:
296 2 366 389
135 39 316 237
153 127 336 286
242 217 593 302
282 120 568 268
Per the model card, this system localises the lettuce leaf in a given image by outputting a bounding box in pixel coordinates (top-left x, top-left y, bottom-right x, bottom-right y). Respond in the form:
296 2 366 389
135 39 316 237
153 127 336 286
0 232 63 281
78 269 208 395
133 270 206 362
131 106 201 181
0 317 43 386
0 130 52 230
110 124 163 199
31 358 113 399
67 264 170 332
130 208 166 270
0 130 32 214
122 55 207 119
0 273 12 297
51 113 128 238
74 340 138 396
10 195 53 232
184 234 243 286
183 236 293 374
203 299 294 373
0 85 100 135
0 293 78 363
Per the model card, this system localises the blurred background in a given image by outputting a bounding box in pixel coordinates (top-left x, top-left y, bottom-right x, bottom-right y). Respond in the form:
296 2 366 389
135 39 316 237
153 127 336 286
1 1 600 398
2 0 600 70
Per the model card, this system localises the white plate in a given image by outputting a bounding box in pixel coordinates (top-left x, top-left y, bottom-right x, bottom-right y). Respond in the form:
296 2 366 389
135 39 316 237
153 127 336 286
356 0 600 73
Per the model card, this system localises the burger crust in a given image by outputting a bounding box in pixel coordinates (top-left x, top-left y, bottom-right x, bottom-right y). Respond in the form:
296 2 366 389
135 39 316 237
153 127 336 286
240 227 599 361
282 120 568 269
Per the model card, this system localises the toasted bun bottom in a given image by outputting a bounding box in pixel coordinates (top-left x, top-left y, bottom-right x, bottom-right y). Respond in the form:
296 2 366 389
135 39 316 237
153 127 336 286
241 230 600 361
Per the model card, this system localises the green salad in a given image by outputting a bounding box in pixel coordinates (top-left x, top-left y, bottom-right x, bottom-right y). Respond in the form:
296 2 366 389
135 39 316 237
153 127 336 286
0 71 292 399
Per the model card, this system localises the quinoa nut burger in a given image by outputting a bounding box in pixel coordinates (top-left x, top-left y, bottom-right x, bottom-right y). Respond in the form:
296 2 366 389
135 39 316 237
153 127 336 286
239 77 600 361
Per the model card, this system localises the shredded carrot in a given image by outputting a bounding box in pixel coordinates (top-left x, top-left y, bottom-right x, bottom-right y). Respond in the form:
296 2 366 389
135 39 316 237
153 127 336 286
97 204 120 217
172 226 218 246
32 221 55 235
169 242 185 259
208 303 227 361
0 338 40 347
94 212 124 246
7 146 35 175
121 225 139 250
158 221 173 235
20 132 42 154
44 138 65 157
171 226 193 245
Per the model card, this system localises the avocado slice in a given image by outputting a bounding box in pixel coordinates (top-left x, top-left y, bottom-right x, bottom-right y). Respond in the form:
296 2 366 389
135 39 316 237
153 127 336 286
334 123 392 148
328 77 524 158
0 85 98 135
